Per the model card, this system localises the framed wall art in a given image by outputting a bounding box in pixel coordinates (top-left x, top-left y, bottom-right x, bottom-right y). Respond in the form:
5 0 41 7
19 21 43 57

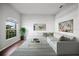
33 24 46 31
59 19 73 33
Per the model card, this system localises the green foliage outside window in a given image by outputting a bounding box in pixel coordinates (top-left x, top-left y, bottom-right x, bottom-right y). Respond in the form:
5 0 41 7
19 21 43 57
6 20 16 39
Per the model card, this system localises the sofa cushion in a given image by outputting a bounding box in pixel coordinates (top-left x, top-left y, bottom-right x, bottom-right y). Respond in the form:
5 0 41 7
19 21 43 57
47 37 58 41
59 36 71 41
72 37 77 41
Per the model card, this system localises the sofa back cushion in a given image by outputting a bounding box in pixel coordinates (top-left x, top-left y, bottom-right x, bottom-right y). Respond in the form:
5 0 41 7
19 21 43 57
72 37 77 41
59 36 71 41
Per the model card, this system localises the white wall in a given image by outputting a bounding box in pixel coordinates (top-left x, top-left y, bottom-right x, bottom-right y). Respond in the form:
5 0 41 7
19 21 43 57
0 4 21 51
21 15 55 37
54 4 79 40
0 4 3 48
20 14 55 48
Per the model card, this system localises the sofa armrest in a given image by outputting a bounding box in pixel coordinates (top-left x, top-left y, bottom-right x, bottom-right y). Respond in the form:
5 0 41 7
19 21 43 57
57 41 79 55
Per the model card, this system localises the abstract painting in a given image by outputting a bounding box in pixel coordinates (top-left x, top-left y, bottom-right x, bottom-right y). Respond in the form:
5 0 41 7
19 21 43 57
59 19 73 33
33 24 46 31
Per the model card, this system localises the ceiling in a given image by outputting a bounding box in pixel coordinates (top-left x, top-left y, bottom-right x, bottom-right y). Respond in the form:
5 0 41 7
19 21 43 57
10 3 76 15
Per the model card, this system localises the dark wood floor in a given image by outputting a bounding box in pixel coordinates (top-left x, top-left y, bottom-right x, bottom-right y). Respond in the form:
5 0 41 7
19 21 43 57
0 39 25 56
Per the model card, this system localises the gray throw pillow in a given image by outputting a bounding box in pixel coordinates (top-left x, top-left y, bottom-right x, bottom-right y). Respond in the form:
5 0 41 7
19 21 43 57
59 36 70 41
72 37 77 41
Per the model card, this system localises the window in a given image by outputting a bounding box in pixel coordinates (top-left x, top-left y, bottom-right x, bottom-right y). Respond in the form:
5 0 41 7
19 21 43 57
6 20 16 39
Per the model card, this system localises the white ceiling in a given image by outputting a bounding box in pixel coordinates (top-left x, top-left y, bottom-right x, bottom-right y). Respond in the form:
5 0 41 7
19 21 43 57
10 3 76 15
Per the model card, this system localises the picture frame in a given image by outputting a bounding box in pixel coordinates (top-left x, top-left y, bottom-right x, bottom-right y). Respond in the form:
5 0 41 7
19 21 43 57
33 24 46 31
59 19 73 33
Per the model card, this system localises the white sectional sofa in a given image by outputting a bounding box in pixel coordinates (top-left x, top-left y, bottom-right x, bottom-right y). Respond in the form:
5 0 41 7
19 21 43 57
47 37 58 54
47 37 79 55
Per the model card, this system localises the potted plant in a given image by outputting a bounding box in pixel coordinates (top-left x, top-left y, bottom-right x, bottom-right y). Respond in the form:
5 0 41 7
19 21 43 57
20 27 26 40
